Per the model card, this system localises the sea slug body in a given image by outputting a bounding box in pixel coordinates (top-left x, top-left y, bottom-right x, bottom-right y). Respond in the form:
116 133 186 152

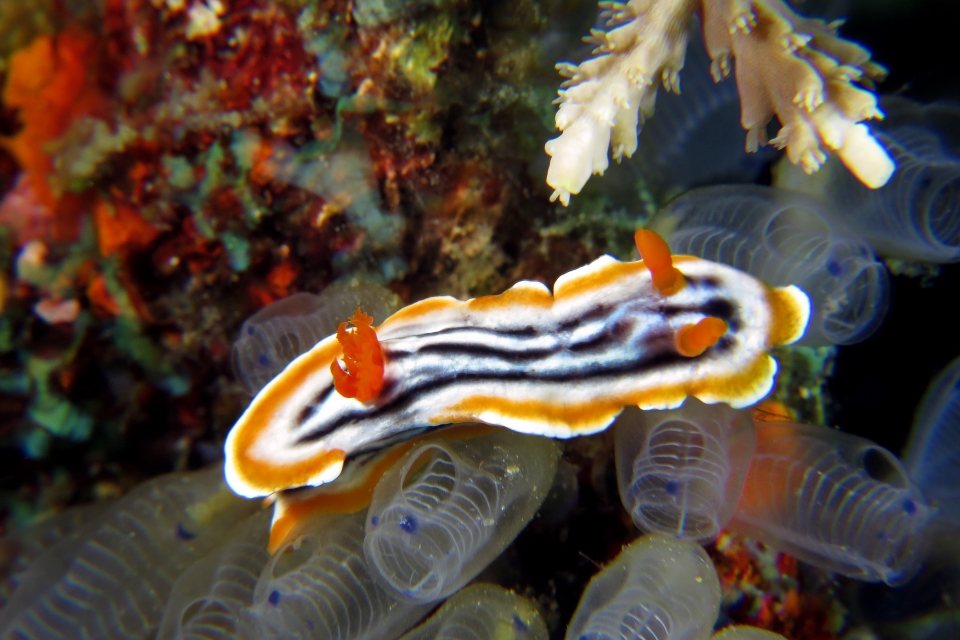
225 231 810 498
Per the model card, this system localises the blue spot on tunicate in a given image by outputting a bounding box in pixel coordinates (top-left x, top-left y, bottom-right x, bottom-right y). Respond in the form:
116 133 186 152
665 481 680 495
306 618 314 630
370 516 379 527
176 523 197 540
268 590 281 606
398 513 417 533
903 499 917 514
257 353 270 366
827 260 842 276
513 614 529 632
247 326 256 336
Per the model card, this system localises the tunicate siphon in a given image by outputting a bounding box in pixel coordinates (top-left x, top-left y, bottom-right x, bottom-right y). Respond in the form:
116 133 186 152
565 535 721 640
363 430 560 603
775 97 960 263
157 509 271 640
398 584 547 640
614 400 755 543
238 511 431 640
0 466 255 640
650 184 889 345
729 421 933 585
904 354 960 527
0 502 107 609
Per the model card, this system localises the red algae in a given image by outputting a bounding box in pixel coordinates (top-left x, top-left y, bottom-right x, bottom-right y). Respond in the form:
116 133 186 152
93 199 161 258
2 30 106 216
708 531 843 640
85 273 122 318
202 2 314 113
265 260 300 298
0 176 52 244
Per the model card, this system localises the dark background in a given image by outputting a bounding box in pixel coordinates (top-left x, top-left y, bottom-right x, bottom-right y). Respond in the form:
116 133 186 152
825 0 960 456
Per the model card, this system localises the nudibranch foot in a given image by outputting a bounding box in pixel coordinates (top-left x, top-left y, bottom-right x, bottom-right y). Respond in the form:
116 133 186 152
224 230 811 498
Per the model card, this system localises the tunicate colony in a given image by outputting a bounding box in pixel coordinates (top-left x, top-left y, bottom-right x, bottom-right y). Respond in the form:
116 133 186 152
0 427 558 640
4 257 960 639
649 185 891 346
779 97 960 265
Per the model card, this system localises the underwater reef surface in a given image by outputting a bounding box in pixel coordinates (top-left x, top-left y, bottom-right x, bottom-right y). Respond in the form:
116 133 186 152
0 0 959 638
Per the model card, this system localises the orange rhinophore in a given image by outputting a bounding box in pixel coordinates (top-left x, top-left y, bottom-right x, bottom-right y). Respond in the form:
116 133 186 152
676 316 728 357
634 229 685 295
330 308 384 402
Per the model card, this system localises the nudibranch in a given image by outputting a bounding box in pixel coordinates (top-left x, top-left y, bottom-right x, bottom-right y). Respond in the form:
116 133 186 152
225 230 810 498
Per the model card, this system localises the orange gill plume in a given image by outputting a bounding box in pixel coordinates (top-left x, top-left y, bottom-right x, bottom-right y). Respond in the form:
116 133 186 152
330 308 385 402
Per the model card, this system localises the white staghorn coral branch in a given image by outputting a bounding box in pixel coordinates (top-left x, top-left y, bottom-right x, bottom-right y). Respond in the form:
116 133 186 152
545 0 895 206
545 0 698 206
